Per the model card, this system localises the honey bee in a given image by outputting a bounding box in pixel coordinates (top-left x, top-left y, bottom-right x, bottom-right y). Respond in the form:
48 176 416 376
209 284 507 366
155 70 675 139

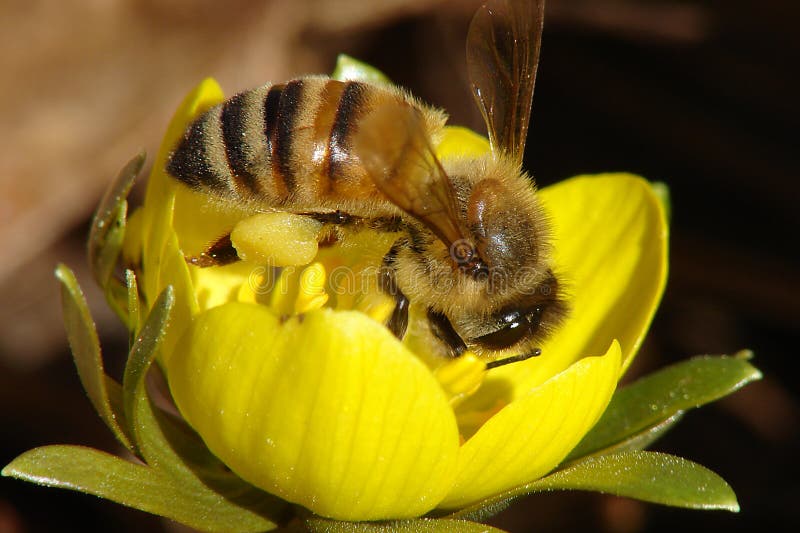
166 0 566 368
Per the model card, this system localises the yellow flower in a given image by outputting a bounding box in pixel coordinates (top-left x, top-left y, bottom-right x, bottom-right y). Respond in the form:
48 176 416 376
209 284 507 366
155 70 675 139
127 78 667 521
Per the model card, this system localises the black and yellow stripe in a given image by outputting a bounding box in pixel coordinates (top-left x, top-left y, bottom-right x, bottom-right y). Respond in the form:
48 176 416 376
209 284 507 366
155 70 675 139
166 78 381 207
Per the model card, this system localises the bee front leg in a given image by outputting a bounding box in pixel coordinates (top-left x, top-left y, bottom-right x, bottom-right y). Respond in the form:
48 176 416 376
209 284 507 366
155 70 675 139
426 309 468 358
380 240 409 339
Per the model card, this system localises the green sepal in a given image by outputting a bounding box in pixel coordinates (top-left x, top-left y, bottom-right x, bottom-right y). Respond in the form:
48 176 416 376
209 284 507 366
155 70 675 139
122 286 291 529
88 152 145 323
568 354 761 460
1 445 279 533
304 516 509 533
54 264 134 451
331 55 392 84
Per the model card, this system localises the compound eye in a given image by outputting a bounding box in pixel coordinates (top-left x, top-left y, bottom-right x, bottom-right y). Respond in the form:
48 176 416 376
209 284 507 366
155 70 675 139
472 311 529 350
526 306 544 330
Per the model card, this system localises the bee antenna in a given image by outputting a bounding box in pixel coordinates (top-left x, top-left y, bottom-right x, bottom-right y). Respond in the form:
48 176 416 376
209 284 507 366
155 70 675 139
485 348 542 370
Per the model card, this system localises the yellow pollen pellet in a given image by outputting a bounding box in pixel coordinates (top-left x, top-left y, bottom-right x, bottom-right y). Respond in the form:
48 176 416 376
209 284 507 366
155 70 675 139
230 212 322 266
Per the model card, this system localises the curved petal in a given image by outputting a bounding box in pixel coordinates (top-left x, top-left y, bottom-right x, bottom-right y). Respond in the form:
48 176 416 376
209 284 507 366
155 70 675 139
172 184 254 259
486 174 667 398
167 303 460 520
142 78 225 274
139 79 226 356
439 340 621 510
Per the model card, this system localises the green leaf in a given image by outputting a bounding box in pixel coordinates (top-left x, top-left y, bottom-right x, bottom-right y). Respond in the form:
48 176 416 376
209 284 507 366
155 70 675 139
1 445 282 532
331 55 392 84
530 451 739 511
122 286 291 529
55 264 134 451
304 516 508 533
122 285 174 452
88 152 145 320
449 451 738 521
589 412 684 457
125 269 141 344
568 355 761 460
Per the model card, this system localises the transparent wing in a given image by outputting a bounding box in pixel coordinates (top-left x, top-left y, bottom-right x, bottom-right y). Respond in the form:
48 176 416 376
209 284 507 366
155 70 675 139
467 0 544 161
352 101 466 250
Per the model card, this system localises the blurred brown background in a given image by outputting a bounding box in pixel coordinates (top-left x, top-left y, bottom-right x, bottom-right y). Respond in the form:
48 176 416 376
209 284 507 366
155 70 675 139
1 0 798 531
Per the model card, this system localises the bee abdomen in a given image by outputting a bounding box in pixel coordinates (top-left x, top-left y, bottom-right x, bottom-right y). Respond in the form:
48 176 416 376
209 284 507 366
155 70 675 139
167 81 297 203
167 77 416 206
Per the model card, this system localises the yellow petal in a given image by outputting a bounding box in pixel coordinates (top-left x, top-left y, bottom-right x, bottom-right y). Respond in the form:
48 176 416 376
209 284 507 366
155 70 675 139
138 79 226 357
486 174 667 398
439 340 621 510
192 261 254 311
142 78 225 268
167 303 460 520
172 184 253 259
436 126 491 159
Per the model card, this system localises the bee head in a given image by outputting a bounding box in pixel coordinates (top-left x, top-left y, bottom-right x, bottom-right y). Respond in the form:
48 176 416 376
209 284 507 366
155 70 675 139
458 157 552 289
440 158 567 352
468 269 567 352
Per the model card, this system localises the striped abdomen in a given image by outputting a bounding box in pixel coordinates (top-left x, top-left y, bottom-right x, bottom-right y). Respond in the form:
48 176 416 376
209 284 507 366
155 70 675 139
166 77 441 211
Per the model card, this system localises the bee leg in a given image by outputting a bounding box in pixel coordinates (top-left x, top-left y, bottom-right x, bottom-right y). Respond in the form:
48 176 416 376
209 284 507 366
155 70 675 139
426 309 468 358
386 287 409 339
379 269 409 339
298 210 359 248
186 233 240 267
302 209 359 226
380 241 410 339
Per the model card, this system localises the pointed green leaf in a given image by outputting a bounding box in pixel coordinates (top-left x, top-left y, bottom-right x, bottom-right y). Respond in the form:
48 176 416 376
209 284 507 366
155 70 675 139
125 269 141 343
449 451 738 521
2 445 282 532
305 516 508 533
122 286 290 528
568 355 761 460
88 152 144 285
530 451 739 511
122 285 174 449
587 412 684 457
331 54 392 84
88 152 145 320
55 264 133 451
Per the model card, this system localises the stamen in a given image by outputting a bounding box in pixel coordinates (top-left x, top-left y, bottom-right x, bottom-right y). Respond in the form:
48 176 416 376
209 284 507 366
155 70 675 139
269 266 299 315
485 348 542 370
355 293 396 324
434 351 487 407
295 262 329 314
